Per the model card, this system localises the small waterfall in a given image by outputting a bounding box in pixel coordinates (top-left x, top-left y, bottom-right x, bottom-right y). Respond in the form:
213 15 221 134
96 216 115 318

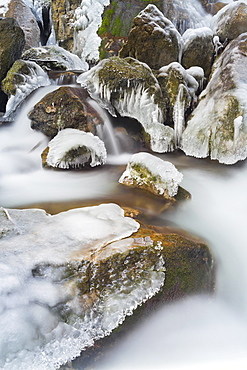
87 98 121 156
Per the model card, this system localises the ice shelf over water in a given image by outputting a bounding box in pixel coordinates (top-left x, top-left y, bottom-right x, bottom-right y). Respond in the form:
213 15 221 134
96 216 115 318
0 204 165 369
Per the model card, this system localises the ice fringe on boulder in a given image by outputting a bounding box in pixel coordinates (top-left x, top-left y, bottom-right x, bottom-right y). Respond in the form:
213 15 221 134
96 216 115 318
119 152 183 198
46 128 107 169
3 60 50 118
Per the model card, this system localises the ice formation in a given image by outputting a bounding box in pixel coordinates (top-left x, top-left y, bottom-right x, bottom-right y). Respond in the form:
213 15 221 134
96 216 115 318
46 128 107 169
77 59 175 153
71 0 110 69
182 27 214 50
119 152 183 198
181 32 247 164
3 61 51 118
0 204 165 369
0 0 10 15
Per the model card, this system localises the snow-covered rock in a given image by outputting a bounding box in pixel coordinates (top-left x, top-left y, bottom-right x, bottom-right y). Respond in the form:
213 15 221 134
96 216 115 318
77 56 175 153
2 60 50 118
211 0 247 43
119 4 183 70
21 45 85 71
119 152 183 198
181 27 214 78
43 128 107 169
181 32 247 165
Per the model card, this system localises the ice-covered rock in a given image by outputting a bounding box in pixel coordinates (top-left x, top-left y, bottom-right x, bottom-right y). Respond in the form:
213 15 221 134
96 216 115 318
2 60 50 118
211 1 247 43
181 27 214 78
42 128 107 169
119 152 183 198
77 56 175 153
0 204 166 369
21 45 85 71
28 86 103 138
181 32 247 164
119 4 183 70
157 62 199 146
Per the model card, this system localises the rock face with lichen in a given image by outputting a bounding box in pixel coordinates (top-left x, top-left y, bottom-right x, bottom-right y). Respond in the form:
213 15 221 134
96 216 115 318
119 4 183 70
0 17 25 112
28 86 104 138
211 1 247 44
181 32 247 165
5 0 40 50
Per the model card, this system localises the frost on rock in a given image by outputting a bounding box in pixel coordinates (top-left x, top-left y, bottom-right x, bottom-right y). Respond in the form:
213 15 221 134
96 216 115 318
0 204 166 369
77 57 175 153
119 152 183 198
70 0 110 69
181 33 247 165
0 0 10 15
44 128 107 169
2 60 50 118
22 45 86 71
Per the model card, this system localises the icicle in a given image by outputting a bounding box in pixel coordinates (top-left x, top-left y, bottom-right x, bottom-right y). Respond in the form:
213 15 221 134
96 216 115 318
173 84 186 147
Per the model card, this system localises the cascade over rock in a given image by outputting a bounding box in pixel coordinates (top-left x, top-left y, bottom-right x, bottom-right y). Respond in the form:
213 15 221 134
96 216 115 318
5 0 40 50
77 56 175 153
181 32 247 165
28 86 104 138
211 1 247 43
119 4 183 70
181 27 215 78
0 17 25 112
21 45 85 72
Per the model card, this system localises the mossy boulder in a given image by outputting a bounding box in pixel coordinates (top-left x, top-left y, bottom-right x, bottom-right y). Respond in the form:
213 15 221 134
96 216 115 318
5 0 40 50
181 32 247 164
28 86 104 138
211 1 247 43
119 4 183 70
0 17 25 112
181 27 214 78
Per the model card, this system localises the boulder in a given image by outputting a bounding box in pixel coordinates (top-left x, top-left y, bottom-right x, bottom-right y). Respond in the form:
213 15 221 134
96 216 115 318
119 4 183 70
21 45 85 72
181 27 215 78
211 1 247 43
119 152 185 200
28 86 104 138
5 0 40 50
42 128 107 169
77 56 175 153
0 17 25 112
1 59 50 117
181 32 247 165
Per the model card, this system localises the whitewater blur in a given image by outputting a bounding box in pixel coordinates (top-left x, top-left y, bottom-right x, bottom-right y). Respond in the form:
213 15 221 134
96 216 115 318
83 160 247 370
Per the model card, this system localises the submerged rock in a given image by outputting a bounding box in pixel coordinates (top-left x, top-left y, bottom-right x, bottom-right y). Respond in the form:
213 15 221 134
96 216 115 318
119 152 184 200
181 27 214 78
5 0 40 50
77 56 175 153
28 86 104 138
181 32 247 164
42 128 107 169
119 4 183 70
21 45 85 72
211 1 247 44
2 59 50 118
0 17 25 112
